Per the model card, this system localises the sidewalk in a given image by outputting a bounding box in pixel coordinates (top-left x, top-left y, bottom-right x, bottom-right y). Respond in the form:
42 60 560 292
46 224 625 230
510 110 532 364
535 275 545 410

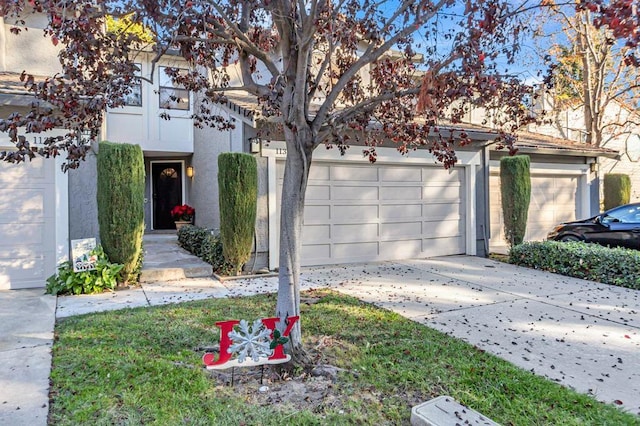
2 255 639 425
0 289 56 426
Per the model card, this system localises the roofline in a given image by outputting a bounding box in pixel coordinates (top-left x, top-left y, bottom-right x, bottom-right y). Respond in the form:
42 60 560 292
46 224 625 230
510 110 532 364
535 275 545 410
511 145 620 159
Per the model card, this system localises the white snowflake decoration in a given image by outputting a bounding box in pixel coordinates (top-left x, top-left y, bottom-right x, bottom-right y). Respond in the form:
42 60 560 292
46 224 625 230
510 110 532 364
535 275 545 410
227 319 273 363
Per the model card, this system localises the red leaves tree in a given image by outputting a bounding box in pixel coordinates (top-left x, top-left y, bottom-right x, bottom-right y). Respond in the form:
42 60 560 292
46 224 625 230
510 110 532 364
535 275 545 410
0 0 541 357
580 1 639 65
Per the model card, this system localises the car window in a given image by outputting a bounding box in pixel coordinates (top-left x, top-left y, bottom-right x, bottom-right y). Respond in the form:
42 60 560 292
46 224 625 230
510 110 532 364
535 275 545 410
602 205 640 224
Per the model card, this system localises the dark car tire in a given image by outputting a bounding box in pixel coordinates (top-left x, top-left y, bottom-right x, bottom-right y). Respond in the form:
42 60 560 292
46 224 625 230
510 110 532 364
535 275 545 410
559 235 583 242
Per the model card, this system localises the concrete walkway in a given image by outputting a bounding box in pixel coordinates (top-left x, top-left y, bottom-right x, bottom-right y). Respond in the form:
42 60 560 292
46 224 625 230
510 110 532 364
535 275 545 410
2 255 639 425
0 289 56 426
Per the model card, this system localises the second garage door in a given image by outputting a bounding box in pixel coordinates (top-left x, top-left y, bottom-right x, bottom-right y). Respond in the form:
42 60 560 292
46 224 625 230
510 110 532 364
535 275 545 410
490 171 579 252
277 160 466 266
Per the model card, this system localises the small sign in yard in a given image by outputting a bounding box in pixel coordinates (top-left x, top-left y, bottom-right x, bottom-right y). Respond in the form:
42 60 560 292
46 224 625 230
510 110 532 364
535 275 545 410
71 238 97 272
203 316 300 370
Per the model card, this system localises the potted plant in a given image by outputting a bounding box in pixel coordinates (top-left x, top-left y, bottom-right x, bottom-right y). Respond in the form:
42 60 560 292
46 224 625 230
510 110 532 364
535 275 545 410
171 204 195 230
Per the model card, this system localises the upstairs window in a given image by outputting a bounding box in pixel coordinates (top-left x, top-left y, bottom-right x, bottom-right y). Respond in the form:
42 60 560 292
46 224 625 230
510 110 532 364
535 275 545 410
159 66 189 110
123 63 142 107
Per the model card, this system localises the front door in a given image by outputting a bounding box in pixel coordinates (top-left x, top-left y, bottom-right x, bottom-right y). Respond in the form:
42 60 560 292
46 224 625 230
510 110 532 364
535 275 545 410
152 162 183 229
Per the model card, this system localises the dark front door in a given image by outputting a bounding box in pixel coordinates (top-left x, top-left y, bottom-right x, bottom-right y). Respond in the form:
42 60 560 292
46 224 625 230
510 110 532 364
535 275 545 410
152 162 183 229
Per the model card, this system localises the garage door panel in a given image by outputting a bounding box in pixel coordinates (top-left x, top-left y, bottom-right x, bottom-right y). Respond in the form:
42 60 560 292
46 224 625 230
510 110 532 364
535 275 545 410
331 165 377 181
305 185 330 200
332 186 378 200
0 255 48 289
380 167 422 182
423 185 462 200
423 203 462 220
422 236 464 256
302 244 331 262
424 219 462 239
333 241 379 258
380 239 421 258
0 157 49 183
303 205 330 222
423 168 459 182
309 164 330 180
380 186 422 200
333 205 379 220
0 189 53 221
380 222 421 239
303 225 331 242
332 223 378 242
277 160 466 266
0 223 48 246
381 204 422 220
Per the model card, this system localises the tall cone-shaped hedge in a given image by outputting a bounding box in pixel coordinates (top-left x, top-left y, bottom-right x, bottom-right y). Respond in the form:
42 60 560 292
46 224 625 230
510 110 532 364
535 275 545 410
97 142 145 284
500 155 531 248
603 173 631 211
218 153 258 275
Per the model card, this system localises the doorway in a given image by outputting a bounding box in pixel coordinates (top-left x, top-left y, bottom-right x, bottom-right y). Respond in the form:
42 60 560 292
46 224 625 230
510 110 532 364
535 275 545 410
151 162 183 229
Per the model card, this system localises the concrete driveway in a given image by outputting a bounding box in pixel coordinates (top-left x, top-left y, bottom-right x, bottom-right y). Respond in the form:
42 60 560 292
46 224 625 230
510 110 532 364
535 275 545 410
226 255 640 414
4 255 640 425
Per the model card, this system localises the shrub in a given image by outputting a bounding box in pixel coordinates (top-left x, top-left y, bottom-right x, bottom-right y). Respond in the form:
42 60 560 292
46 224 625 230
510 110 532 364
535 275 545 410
177 225 232 274
218 153 258 275
46 246 124 295
603 174 631 211
509 241 640 289
500 155 531 248
97 141 145 285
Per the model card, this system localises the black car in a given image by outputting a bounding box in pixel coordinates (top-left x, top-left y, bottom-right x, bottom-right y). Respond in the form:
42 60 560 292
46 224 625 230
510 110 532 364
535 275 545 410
547 203 640 250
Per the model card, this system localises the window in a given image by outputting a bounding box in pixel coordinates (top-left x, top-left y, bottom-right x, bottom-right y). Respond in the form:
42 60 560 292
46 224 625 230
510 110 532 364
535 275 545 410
602 204 640 224
123 63 142 107
159 66 190 110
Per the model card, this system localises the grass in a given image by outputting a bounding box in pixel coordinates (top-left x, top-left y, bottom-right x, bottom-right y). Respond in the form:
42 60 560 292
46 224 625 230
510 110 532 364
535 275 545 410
49 290 639 425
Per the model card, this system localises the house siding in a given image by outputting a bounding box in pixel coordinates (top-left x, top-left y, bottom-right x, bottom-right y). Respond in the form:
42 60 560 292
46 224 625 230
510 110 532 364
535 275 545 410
68 151 100 241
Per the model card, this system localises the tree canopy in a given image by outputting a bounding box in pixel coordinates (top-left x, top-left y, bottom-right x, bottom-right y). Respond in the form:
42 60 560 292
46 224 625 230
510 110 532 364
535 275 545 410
0 0 540 169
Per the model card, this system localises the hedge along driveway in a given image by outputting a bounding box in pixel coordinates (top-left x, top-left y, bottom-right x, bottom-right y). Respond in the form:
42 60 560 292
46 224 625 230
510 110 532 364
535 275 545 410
509 241 640 289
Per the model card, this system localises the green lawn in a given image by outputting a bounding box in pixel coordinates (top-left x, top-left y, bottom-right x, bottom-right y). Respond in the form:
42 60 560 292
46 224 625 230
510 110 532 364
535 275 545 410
49 290 639 425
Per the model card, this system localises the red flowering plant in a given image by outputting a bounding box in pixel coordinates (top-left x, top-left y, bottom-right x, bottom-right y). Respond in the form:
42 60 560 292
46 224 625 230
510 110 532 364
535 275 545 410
171 204 195 222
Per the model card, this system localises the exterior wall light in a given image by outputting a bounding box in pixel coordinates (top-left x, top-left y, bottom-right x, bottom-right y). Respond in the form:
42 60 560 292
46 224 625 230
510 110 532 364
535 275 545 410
186 165 194 178
249 137 261 154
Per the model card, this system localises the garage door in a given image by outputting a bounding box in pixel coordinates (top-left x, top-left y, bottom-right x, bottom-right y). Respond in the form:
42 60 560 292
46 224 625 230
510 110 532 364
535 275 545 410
490 171 578 252
277 161 466 266
0 158 56 289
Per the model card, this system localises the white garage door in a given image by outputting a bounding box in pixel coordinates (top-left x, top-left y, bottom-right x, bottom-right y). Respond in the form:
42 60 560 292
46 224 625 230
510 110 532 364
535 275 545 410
277 161 466 266
490 171 578 252
0 158 57 289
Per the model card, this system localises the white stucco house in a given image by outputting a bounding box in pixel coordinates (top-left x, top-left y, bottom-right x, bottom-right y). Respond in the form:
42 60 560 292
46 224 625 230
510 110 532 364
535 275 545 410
0 13 618 289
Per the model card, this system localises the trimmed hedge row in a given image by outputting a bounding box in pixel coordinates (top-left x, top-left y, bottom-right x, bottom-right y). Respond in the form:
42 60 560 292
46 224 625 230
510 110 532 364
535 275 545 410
509 241 640 289
177 225 232 274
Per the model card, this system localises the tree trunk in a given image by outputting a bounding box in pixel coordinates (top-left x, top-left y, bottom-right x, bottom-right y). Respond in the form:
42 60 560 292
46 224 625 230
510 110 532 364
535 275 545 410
275 127 314 359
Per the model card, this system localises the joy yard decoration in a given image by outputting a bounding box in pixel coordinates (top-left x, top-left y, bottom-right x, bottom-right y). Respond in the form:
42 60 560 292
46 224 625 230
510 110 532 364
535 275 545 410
203 315 300 370
171 204 195 222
